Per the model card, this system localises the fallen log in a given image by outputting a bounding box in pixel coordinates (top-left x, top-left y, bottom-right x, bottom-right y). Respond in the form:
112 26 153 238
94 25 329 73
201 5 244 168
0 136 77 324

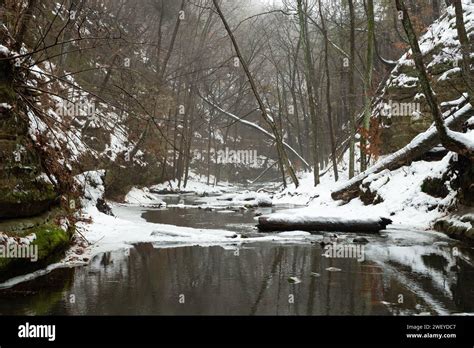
331 102 473 202
257 215 392 233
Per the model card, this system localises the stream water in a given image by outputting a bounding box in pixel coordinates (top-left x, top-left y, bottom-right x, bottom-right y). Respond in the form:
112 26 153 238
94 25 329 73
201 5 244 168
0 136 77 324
0 193 473 315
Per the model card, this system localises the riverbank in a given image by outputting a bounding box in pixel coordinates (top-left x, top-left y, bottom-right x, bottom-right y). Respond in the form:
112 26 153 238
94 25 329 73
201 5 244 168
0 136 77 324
269 152 473 241
1 149 472 294
0 172 311 289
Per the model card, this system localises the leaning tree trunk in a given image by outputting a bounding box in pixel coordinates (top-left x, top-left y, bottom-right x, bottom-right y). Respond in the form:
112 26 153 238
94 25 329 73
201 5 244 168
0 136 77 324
396 0 474 160
200 95 310 170
159 0 185 81
212 0 300 187
331 101 473 201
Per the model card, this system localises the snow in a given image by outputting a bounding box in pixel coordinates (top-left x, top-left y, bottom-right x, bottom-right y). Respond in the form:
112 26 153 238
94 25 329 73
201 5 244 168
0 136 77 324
466 116 474 128
0 142 468 290
0 103 12 110
446 128 474 151
397 2 474 71
376 1 474 124
0 232 36 247
203 191 273 207
124 187 166 207
21 56 149 176
2 2 472 293
70 171 314 260
438 67 461 81
278 231 311 237
76 206 312 255
79 206 235 253
75 170 106 208
0 44 10 56
335 102 472 195
441 93 469 107
264 211 386 225
390 74 418 88
272 150 459 230
150 173 234 195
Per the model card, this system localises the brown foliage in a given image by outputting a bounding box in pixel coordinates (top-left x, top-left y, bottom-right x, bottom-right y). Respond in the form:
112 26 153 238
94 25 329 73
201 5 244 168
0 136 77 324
358 117 382 162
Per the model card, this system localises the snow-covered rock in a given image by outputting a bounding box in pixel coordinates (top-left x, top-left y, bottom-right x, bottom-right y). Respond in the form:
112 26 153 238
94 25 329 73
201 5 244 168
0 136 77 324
273 151 459 230
124 187 166 207
374 2 474 154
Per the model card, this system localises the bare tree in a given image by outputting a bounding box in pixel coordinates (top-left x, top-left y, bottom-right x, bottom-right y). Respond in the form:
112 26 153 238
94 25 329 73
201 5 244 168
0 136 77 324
360 0 375 171
297 0 321 186
318 0 338 181
212 0 300 187
348 0 356 178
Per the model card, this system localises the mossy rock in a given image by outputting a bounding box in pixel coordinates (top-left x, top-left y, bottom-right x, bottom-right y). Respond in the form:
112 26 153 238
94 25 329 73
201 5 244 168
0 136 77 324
33 223 71 260
0 207 62 234
0 179 58 219
0 223 72 282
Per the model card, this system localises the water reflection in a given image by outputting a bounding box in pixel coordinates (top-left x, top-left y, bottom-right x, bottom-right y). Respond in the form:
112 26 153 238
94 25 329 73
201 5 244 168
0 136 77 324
0 241 472 315
141 194 282 234
142 207 270 234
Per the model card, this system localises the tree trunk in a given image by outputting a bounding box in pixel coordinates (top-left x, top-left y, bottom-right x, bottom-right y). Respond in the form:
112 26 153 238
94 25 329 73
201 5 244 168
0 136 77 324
360 0 375 172
257 215 392 233
432 0 440 21
212 0 300 187
14 0 37 50
159 0 185 81
453 0 473 103
319 0 338 181
331 101 473 201
297 0 320 186
396 0 474 160
348 0 356 179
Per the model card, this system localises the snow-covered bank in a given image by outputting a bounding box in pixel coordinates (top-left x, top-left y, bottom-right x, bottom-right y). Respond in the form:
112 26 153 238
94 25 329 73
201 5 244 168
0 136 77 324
150 174 234 195
192 191 273 208
124 187 166 207
76 172 306 254
0 172 310 289
76 172 244 255
1 144 470 289
78 203 312 254
272 152 462 230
